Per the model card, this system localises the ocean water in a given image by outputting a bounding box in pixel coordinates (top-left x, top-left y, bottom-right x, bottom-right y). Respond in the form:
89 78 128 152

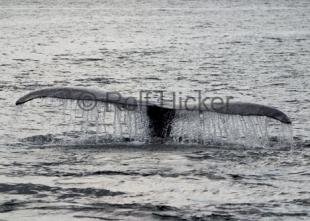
0 0 310 220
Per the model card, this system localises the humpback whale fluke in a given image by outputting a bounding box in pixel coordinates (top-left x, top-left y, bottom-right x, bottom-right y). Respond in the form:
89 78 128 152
15 87 291 138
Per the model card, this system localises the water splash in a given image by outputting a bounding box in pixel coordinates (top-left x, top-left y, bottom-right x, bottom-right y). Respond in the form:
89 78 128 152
15 98 293 147
170 110 293 148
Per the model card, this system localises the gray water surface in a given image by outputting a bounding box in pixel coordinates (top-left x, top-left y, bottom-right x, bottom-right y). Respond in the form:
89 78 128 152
0 0 310 220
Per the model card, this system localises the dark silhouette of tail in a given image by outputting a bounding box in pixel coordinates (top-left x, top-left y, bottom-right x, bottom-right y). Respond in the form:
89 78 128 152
146 105 176 138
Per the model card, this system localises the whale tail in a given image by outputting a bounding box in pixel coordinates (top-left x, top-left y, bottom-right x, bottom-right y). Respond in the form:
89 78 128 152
15 87 292 141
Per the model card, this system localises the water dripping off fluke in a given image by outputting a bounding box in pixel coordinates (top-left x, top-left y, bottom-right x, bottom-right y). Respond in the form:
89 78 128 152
15 98 294 148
